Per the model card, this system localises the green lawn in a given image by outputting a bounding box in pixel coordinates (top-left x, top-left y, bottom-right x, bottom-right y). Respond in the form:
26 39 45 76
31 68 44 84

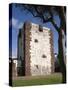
12 73 62 87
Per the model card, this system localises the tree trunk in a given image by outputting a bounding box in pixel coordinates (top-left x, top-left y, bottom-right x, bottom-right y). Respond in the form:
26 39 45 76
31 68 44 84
58 7 66 35
58 30 66 83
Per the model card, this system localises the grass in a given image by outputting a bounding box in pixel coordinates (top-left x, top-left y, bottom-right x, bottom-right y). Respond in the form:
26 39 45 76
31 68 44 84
12 73 62 87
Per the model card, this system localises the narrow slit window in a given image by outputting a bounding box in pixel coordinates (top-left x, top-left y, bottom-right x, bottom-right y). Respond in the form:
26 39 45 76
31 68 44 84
39 25 43 32
35 65 39 69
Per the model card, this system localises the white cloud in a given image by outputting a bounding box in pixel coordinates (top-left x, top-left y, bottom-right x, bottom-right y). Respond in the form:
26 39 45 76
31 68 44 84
18 22 23 29
12 18 18 28
9 17 23 29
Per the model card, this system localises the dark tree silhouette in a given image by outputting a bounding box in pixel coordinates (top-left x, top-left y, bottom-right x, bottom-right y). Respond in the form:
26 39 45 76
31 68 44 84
15 4 66 83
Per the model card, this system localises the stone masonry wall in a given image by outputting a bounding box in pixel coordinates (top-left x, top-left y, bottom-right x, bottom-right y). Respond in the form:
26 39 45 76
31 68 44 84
19 22 55 76
24 22 31 76
29 23 54 76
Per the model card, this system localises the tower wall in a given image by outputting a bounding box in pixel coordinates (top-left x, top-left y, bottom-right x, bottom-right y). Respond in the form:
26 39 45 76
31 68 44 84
23 22 55 76
17 21 55 76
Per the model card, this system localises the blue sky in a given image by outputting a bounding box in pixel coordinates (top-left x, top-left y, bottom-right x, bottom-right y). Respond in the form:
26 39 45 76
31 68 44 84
10 4 60 58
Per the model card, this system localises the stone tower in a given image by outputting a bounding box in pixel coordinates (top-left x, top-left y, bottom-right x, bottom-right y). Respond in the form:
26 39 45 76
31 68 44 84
17 21 55 76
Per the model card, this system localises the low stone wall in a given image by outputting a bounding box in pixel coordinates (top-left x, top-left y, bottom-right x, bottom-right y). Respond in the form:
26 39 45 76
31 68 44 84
12 61 17 77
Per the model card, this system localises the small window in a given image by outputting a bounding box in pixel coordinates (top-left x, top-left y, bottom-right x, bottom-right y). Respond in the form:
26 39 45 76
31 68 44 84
42 54 47 58
35 65 39 69
34 39 38 43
